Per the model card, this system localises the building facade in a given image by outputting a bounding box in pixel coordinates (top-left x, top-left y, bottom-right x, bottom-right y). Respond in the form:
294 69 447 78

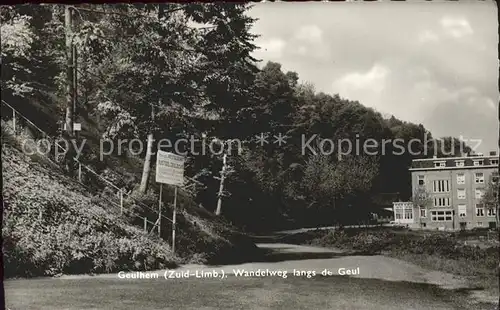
393 153 499 230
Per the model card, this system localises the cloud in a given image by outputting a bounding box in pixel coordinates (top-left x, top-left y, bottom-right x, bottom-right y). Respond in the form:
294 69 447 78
254 38 286 60
291 25 330 59
333 64 389 94
248 2 498 152
294 25 323 44
418 30 439 43
440 16 473 38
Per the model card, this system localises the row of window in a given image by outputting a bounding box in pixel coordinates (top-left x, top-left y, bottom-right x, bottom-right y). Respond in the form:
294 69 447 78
420 222 495 228
430 210 453 222
418 173 487 190
457 188 485 200
430 189 484 206
419 205 496 220
394 205 414 220
433 159 499 168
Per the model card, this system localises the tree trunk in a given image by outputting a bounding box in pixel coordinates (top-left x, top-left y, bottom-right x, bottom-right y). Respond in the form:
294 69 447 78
139 133 154 194
64 6 74 137
215 154 227 216
138 103 157 194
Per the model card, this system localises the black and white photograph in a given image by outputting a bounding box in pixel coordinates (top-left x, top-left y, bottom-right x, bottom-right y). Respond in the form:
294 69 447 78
1 1 499 309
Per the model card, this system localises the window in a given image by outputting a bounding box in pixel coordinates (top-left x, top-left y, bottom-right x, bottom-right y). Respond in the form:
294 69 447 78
487 208 496 217
474 173 484 184
476 204 485 217
431 210 453 222
404 208 413 220
457 189 466 199
394 204 413 221
490 159 499 165
456 173 465 185
458 205 467 217
475 189 484 199
455 160 465 167
433 197 451 207
433 180 450 193
473 160 484 166
420 207 427 218
434 161 446 168
418 175 425 186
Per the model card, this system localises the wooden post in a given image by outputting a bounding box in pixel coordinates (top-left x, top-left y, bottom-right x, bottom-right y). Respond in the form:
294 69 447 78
120 189 123 215
12 109 16 136
172 186 177 253
158 184 162 236
78 163 82 182
144 217 147 232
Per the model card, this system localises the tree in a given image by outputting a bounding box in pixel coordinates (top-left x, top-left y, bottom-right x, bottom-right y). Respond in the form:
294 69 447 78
481 179 499 227
69 4 202 194
412 185 432 208
64 5 74 137
300 153 379 225
1 6 36 98
429 136 472 158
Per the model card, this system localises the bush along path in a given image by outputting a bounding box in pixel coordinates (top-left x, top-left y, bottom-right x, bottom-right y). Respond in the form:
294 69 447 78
2 133 180 277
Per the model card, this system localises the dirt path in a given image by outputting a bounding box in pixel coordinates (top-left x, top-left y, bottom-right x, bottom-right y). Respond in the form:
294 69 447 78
6 243 496 309
60 243 471 291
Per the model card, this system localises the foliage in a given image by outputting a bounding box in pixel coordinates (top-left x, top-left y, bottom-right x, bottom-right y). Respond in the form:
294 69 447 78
2 134 259 277
300 229 499 275
412 185 433 208
1 4 474 233
481 179 499 226
1 6 36 97
2 142 178 277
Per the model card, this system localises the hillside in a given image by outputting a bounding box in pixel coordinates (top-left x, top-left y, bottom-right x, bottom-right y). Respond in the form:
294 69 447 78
1 123 260 278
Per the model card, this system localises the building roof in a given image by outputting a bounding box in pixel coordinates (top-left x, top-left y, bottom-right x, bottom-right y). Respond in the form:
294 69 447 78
410 154 499 171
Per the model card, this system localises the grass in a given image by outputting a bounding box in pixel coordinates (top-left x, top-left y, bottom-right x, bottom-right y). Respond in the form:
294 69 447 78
282 228 499 292
391 252 499 299
4 273 492 310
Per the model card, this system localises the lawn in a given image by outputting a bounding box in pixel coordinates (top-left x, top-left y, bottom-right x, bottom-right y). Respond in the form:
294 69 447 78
4 274 493 310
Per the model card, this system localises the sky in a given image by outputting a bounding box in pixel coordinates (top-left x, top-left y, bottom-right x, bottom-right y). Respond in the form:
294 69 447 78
248 1 498 154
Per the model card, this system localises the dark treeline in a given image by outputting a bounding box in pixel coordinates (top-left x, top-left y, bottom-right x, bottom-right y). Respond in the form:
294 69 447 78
1 4 471 232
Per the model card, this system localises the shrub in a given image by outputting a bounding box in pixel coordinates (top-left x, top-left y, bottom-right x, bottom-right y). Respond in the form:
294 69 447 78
2 143 178 278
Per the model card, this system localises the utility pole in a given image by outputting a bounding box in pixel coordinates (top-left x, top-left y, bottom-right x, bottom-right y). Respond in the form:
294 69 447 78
64 5 74 137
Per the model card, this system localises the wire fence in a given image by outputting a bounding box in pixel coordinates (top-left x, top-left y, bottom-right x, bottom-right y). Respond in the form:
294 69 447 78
1 99 186 236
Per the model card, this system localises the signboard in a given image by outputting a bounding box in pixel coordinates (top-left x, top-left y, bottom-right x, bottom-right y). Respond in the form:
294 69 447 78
63 123 82 131
155 150 185 185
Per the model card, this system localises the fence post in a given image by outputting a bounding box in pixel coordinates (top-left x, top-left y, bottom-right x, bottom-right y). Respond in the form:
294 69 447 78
120 189 123 215
78 163 82 182
12 109 16 136
158 184 162 236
